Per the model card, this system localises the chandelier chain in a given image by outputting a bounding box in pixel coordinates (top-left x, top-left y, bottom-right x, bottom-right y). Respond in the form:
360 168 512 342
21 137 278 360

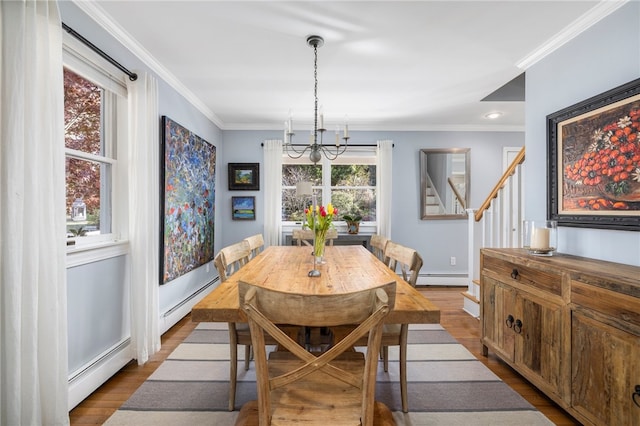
284 35 349 164
313 43 318 143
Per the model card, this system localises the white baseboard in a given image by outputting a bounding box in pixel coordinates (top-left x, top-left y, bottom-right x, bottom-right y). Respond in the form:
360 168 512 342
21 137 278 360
68 340 132 410
159 280 217 334
416 275 467 286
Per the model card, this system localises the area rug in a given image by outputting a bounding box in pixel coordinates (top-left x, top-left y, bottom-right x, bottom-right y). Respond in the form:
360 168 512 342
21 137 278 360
104 322 553 425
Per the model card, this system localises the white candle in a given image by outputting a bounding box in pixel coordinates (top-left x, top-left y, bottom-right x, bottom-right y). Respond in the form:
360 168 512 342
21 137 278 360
319 113 324 129
344 124 349 138
531 227 550 250
287 117 292 134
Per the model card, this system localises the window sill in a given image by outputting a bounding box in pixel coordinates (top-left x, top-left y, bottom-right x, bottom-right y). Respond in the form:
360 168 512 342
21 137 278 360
66 239 129 268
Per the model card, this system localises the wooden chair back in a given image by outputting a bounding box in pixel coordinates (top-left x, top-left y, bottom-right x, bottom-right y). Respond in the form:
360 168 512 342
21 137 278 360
384 241 423 286
214 240 251 282
238 280 396 426
369 234 389 264
292 228 338 246
244 233 265 259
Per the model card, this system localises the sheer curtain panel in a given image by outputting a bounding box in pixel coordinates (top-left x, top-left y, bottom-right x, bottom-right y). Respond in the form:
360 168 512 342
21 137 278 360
0 1 70 424
263 140 283 246
377 140 393 238
127 73 161 364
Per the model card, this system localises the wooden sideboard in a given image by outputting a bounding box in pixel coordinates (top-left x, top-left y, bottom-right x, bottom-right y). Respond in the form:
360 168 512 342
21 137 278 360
480 248 640 426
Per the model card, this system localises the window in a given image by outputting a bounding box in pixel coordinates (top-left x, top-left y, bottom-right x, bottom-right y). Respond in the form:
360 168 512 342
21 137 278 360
64 68 112 237
282 150 377 225
63 35 127 246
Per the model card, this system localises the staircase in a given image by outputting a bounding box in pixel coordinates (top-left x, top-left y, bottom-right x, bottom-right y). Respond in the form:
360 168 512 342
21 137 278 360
424 175 445 215
462 147 526 318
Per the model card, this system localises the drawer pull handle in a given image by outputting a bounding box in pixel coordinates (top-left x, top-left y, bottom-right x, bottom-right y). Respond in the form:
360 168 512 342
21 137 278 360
633 385 640 408
514 319 523 334
510 269 519 279
505 315 514 328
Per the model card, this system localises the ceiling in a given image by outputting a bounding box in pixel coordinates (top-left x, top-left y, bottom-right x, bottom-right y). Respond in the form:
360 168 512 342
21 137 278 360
82 1 619 132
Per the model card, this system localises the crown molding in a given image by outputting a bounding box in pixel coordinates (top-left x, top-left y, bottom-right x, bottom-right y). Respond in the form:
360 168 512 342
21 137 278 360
72 0 225 129
225 122 525 133
516 0 628 69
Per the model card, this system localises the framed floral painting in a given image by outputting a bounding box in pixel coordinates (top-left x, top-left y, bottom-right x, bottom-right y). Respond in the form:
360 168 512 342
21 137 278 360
547 77 640 230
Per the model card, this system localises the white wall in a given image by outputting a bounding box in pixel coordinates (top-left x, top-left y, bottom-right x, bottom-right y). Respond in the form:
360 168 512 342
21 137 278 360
525 1 640 266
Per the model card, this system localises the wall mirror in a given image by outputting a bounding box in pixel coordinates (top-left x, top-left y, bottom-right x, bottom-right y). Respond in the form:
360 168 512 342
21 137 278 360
420 148 470 220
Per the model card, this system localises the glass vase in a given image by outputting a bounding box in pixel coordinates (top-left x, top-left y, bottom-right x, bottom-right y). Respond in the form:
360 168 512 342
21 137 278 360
314 230 326 263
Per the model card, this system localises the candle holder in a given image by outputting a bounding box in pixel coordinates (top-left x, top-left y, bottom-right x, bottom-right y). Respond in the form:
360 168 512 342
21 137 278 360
523 220 557 256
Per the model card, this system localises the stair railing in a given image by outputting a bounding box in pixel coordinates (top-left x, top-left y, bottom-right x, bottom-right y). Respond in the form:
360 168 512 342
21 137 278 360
448 177 466 211
463 147 525 317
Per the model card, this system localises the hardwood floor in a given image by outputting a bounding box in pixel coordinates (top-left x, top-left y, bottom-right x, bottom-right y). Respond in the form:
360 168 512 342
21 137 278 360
69 287 581 425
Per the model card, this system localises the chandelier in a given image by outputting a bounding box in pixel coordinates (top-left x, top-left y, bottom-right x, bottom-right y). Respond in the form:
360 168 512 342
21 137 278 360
284 35 349 164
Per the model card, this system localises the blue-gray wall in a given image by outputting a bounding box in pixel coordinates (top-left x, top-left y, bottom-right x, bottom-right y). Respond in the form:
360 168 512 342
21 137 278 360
60 2 220 393
525 2 640 266
222 130 524 275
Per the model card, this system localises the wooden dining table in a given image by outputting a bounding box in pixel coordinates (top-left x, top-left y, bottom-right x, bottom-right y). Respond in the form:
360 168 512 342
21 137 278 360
192 245 440 325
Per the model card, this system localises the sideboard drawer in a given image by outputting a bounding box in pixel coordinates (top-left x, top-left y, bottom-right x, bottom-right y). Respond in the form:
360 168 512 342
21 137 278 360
482 255 562 296
572 280 640 331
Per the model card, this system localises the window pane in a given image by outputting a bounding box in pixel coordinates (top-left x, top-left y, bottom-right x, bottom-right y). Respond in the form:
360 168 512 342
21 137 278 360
282 164 323 221
332 188 376 221
282 164 322 186
282 188 324 221
331 164 376 186
64 68 103 155
66 157 111 235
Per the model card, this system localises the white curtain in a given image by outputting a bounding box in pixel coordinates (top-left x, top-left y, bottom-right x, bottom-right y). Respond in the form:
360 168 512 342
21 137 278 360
127 73 161 364
263 140 283 246
0 1 70 424
377 140 393 238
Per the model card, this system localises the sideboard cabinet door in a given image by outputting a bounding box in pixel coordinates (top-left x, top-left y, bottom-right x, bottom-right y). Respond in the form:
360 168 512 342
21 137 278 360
571 311 640 426
514 291 564 399
481 276 516 362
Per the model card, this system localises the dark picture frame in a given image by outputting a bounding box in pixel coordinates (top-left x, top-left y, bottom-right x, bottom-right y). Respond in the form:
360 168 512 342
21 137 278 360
160 116 216 284
228 162 259 190
547 77 640 231
232 196 256 220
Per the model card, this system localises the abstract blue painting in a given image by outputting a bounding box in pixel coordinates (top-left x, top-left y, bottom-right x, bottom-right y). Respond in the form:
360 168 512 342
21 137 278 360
161 116 216 284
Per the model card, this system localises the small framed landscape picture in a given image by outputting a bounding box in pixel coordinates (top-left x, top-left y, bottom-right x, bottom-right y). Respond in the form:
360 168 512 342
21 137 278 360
228 162 259 190
232 196 256 220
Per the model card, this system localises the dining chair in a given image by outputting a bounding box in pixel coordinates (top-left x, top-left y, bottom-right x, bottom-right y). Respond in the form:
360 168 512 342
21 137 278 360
292 228 338 246
378 241 423 413
213 240 253 411
235 280 397 426
369 234 389 264
214 240 251 282
243 233 264 260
